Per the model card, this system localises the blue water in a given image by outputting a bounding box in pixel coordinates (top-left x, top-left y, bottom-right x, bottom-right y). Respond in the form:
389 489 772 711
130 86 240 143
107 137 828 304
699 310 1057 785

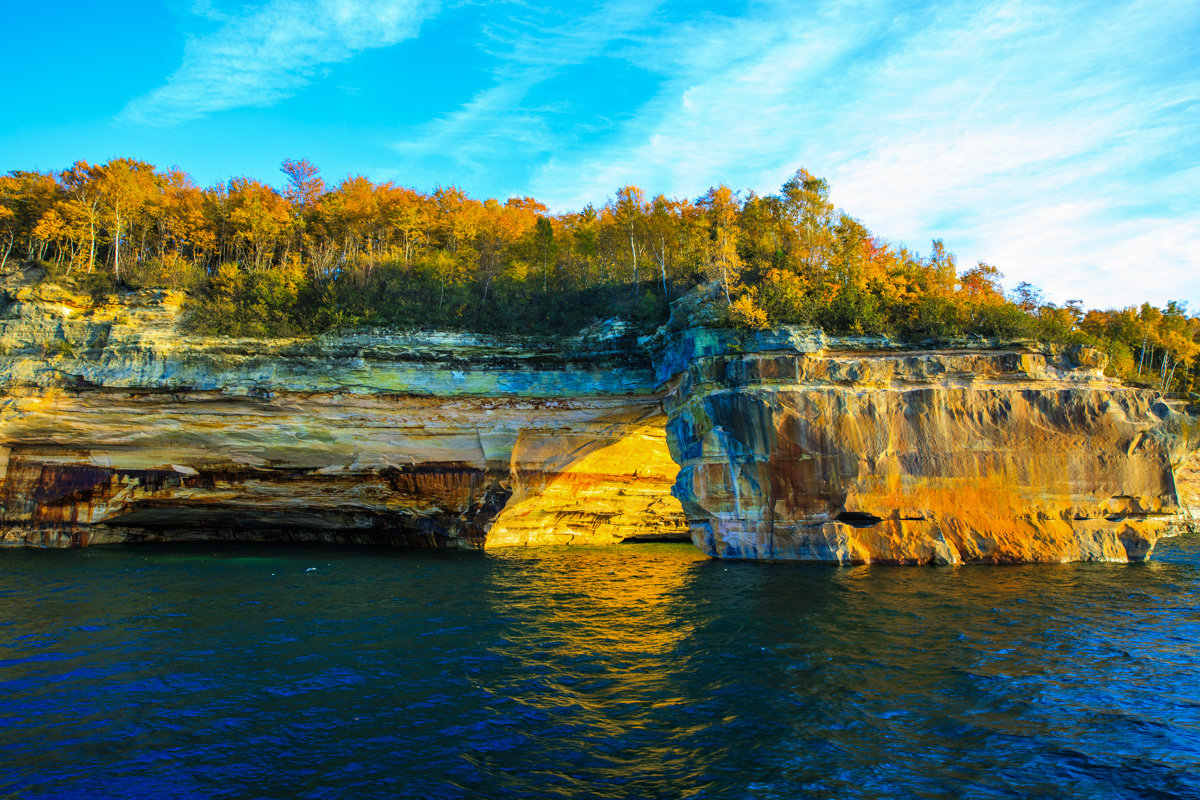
3 538 1200 800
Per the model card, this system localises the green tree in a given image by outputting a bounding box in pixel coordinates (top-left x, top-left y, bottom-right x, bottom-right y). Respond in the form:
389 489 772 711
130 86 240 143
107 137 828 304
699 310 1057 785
780 168 834 273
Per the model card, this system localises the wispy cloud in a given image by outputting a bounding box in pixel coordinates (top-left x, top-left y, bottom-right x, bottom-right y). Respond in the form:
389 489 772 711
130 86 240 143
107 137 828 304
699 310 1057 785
115 0 1200 307
388 0 661 192
520 0 1200 308
121 0 440 125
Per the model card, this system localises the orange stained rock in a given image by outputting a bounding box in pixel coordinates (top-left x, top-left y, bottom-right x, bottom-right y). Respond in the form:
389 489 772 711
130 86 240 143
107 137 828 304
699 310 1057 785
0 387 687 549
664 347 1193 564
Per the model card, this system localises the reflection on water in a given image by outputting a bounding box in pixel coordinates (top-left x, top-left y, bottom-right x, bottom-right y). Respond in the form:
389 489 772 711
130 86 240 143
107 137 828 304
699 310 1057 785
2 540 1200 799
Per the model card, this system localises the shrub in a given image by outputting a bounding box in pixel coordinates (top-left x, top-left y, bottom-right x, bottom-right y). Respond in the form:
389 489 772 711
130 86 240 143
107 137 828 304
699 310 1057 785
726 293 769 329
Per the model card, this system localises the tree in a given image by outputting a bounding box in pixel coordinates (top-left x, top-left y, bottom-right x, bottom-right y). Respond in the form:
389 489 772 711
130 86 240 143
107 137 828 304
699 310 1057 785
699 184 742 304
780 168 834 273
0 178 17 271
645 194 685 298
534 216 556 292
226 177 292 272
32 208 67 267
611 185 646 285
93 159 159 280
59 163 103 272
1012 282 1043 312
278 159 324 270
323 175 380 267
433 186 480 253
738 191 788 274
1 171 60 269
959 263 1004 299
379 185 431 264
159 168 213 268
280 159 324 209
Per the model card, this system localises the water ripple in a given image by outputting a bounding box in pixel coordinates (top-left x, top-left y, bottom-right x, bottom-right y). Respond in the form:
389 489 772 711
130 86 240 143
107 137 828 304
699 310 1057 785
2 541 1200 798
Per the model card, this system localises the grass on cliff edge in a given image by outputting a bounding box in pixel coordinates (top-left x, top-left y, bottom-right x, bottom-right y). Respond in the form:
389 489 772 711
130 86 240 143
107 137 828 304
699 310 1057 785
9 254 1200 399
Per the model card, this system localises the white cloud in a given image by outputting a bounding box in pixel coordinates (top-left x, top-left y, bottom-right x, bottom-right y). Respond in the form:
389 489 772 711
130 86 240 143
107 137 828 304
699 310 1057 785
525 2 905 206
388 0 660 191
119 0 1200 308
522 0 1200 308
122 0 439 125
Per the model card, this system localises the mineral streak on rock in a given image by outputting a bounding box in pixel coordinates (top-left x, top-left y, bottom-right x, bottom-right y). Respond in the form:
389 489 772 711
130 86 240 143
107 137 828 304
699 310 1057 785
0 282 687 548
0 279 1194 562
657 327 1195 564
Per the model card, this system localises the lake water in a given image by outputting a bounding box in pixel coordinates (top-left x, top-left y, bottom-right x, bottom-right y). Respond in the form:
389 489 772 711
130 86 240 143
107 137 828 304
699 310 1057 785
3 537 1200 799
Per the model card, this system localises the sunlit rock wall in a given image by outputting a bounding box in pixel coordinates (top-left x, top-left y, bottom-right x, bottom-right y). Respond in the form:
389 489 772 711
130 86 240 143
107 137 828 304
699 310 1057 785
2 278 1192 562
1175 459 1200 531
658 328 1194 564
0 282 687 548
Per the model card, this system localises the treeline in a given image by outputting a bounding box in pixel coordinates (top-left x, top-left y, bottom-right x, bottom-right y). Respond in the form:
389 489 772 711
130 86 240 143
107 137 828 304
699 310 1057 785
0 158 1197 395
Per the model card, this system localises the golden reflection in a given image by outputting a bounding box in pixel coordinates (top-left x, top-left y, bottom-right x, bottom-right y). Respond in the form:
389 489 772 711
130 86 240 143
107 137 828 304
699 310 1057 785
482 544 707 682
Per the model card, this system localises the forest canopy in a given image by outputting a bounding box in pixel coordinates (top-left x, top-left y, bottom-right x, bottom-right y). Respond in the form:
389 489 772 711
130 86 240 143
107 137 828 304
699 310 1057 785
0 158 1197 395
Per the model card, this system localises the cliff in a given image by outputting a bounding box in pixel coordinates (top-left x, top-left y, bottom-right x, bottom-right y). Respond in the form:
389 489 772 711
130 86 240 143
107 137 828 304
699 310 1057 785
658 328 1194 564
0 281 686 548
0 276 1193 562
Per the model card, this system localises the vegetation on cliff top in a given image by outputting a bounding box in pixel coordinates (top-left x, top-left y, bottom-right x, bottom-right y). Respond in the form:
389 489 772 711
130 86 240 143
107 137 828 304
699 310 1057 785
1 159 1197 394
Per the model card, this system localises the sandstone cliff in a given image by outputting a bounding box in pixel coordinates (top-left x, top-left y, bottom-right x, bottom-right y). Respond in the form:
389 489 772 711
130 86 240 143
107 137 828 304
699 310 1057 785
658 327 1194 564
0 281 687 548
0 277 1193 563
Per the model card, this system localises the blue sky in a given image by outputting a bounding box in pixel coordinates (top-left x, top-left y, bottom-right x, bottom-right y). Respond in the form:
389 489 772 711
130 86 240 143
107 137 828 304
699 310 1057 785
3 0 1198 309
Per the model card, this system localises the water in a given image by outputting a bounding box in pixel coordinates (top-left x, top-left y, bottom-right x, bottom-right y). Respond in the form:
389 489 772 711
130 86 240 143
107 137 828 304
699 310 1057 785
3 538 1200 800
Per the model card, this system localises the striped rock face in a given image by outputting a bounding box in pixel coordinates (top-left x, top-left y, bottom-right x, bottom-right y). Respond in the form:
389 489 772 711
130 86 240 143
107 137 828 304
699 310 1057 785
0 280 1193 563
658 329 1194 564
0 283 686 548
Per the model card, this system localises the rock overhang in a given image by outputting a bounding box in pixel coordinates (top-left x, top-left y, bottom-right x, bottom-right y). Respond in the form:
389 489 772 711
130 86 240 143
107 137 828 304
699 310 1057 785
0 281 1194 563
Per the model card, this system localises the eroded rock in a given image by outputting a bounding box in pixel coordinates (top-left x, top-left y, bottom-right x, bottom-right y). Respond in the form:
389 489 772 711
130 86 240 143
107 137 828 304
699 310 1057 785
658 328 1194 564
0 282 687 548
0 279 1193 563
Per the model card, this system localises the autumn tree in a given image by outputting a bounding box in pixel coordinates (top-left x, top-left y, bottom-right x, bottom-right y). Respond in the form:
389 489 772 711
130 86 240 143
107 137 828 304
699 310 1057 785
0 176 19 270
226 177 292 272
645 194 686 297
323 175 380 268
158 168 213 268
737 191 788 275
280 158 324 208
780 168 834 273
1 171 59 268
93 159 160 280
379 184 431 264
279 159 324 269
699 184 742 304
611 185 646 286
533 215 556 292
31 207 68 268
433 186 480 254
52 163 104 274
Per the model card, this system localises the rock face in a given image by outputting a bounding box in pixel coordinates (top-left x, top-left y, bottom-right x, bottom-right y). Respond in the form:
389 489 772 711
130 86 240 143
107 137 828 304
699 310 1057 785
0 278 1193 562
658 328 1194 564
1175 459 1200 531
0 282 687 548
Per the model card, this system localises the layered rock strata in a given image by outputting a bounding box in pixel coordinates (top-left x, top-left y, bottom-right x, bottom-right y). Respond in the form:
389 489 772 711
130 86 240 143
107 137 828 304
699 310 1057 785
658 328 1194 564
0 282 687 548
0 278 1193 562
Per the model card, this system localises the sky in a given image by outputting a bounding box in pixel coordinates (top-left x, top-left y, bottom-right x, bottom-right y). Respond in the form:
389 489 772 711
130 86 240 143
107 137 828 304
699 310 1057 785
3 0 1198 309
